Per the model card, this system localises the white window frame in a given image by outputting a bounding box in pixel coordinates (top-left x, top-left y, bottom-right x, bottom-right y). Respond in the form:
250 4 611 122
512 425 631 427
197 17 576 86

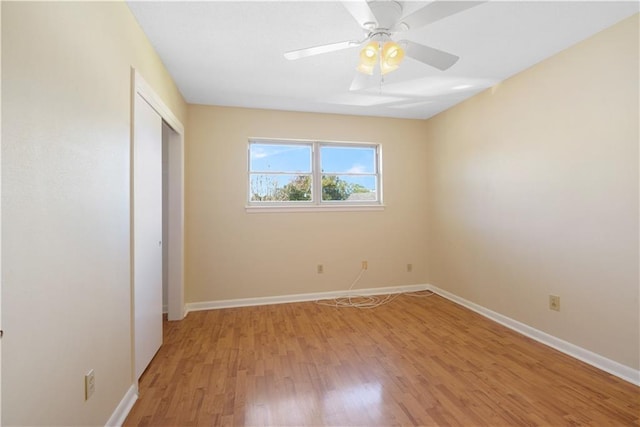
246 138 384 213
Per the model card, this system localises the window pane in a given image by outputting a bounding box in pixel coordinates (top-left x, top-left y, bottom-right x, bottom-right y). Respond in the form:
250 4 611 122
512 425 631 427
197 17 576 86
321 146 375 174
250 174 312 202
321 175 377 201
250 144 311 173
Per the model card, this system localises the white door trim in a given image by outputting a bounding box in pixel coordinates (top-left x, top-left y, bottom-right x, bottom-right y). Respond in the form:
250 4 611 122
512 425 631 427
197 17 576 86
133 71 184 135
0 3 3 422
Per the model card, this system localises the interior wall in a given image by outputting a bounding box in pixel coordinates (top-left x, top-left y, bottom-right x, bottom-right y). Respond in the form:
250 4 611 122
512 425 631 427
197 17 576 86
424 14 639 370
2 2 186 425
185 105 429 303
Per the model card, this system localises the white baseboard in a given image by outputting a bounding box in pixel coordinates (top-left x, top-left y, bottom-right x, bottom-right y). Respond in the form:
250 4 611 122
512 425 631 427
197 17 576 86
105 384 138 427
427 285 640 386
185 283 429 313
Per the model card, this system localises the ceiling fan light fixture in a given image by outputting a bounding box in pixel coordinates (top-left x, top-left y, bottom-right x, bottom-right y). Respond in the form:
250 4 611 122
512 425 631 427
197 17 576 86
357 63 376 75
380 41 404 75
357 40 405 75
360 41 379 63
382 41 404 63
357 41 379 75
380 62 399 75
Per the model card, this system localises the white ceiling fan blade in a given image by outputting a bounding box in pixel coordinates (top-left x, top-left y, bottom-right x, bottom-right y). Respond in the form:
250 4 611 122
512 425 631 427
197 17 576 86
349 67 381 91
341 0 377 29
403 41 459 71
284 40 360 60
350 72 367 91
396 1 486 31
350 72 372 91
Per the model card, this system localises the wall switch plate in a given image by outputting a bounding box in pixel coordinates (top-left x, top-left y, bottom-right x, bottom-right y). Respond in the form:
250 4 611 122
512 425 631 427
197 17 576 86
407 263 413 272
362 261 368 270
549 295 560 311
317 264 323 274
85 369 95 400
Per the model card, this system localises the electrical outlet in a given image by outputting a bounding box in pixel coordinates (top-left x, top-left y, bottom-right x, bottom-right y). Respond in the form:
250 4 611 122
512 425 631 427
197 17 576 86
549 295 560 311
407 263 413 273
362 260 368 270
85 369 95 400
317 264 323 274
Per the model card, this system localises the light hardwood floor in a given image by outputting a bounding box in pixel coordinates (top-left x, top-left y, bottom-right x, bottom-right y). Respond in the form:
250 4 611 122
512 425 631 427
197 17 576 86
124 293 639 426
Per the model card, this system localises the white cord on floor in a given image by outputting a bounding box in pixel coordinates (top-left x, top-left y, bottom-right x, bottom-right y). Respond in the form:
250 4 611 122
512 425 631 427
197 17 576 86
315 267 434 309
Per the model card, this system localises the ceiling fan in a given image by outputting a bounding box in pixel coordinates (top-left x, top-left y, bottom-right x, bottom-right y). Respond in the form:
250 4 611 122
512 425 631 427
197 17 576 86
284 0 485 87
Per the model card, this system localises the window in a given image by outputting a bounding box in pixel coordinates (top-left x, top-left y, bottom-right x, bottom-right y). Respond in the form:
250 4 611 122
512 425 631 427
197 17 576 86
248 139 382 210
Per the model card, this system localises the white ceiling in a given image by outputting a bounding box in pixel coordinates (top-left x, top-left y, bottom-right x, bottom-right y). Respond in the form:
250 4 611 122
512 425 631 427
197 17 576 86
127 1 638 120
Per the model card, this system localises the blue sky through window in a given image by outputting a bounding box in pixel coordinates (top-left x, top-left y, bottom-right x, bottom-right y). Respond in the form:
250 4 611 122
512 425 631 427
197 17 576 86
250 144 311 173
251 143 375 176
320 146 375 174
249 142 378 200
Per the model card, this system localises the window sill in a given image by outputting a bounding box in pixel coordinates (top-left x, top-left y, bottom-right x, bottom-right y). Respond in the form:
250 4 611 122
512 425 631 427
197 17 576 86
245 204 385 213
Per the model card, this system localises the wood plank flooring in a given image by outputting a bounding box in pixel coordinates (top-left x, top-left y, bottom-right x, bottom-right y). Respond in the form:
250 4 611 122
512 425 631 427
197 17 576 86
124 293 640 426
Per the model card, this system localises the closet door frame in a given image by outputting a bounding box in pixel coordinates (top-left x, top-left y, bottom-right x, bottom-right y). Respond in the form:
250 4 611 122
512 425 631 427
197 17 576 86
131 69 185 384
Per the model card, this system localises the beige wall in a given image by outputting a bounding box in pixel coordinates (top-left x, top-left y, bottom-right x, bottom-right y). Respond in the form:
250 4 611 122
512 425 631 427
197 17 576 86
424 15 639 370
2 2 186 425
185 105 428 303
2 3 637 425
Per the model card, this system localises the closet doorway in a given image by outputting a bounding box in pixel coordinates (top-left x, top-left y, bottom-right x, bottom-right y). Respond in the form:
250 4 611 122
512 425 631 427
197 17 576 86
131 70 184 381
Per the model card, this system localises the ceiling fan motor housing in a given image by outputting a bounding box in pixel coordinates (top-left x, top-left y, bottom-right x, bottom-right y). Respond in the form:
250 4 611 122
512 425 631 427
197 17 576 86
367 0 403 31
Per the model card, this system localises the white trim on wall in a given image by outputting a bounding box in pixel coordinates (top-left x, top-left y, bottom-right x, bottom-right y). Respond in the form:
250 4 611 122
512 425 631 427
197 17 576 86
185 284 430 312
133 72 184 135
427 284 640 386
0 2 3 421
105 384 138 427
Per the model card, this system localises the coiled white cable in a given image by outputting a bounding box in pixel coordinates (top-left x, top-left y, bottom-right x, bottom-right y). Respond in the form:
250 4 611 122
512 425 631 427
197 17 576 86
315 267 434 309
